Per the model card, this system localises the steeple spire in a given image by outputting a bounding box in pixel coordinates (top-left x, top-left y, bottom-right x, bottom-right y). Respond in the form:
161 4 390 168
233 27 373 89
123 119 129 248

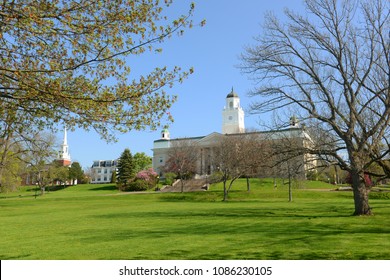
63 126 68 145
57 126 71 166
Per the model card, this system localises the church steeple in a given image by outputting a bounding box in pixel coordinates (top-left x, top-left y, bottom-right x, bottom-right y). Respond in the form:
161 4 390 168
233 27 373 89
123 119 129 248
57 126 71 166
63 126 68 145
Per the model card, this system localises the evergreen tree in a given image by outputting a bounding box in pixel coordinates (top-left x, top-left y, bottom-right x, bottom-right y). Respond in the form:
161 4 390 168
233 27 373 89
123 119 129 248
117 149 135 186
68 162 84 184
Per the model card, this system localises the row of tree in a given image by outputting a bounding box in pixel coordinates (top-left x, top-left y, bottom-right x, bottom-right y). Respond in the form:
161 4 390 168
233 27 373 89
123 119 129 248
29 161 85 196
162 123 387 206
162 131 311 201
0 130 84 193
115 149 157 191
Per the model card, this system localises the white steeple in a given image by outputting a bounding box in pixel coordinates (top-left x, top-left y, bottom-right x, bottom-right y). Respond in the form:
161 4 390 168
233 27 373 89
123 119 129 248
58 126 71 165
222 88 245 134
63 126 68 145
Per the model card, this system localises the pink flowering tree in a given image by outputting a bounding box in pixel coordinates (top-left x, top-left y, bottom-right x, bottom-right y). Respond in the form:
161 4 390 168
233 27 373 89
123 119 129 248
136 168 159 189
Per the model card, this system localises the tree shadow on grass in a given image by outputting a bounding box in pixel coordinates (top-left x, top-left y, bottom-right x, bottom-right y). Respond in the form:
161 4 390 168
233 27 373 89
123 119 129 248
47 185 70 192
89 185 117 191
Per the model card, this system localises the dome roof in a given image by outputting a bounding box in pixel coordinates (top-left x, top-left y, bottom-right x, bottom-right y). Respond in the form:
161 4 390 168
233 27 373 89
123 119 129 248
226 87 238 98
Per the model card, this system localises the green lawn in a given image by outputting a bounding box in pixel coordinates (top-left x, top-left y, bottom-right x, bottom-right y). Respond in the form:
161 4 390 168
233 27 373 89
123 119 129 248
0 179 389 260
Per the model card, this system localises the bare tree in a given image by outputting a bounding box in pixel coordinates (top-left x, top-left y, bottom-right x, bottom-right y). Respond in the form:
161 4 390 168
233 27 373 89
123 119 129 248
241 0 389 215
213 133 268 201
213 135 240 201
164 139 199 192
269 130 309 202
24 132 58 196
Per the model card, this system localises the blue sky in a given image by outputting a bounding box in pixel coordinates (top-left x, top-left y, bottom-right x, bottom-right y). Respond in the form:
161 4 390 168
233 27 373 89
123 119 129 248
61 0 305 169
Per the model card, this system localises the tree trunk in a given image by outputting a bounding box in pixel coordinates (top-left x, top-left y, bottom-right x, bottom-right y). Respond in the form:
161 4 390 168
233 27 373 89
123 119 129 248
350 171 372 216
223 180 228 201
246 177 250 192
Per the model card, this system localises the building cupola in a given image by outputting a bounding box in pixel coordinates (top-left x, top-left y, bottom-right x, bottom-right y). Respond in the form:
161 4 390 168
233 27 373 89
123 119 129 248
226 87 239 98
290 115 299 128
161 128 170 140
222 87 245 134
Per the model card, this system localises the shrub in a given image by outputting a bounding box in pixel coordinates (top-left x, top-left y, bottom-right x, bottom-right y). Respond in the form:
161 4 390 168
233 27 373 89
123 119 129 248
306 170 328 182
119 179 149 192
116 181 128 191
306 170 318 181
163 172 177 186
209 171 224 183
136 168 158 189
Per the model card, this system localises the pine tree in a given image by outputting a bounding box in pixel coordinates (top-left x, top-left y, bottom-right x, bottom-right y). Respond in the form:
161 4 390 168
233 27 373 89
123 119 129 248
68 162 84 184
117 149 135 186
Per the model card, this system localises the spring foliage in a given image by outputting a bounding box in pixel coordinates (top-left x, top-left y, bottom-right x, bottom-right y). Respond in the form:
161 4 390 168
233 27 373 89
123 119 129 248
0 0 201 141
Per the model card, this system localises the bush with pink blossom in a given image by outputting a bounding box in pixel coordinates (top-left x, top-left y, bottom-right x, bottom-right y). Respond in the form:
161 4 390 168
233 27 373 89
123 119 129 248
135 168 159 189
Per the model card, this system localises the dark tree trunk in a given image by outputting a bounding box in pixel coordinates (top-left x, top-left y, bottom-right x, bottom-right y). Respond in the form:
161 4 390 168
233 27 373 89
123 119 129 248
223 180 228 201
180 179 184 193
288 174 292 202
352 184 371 216
351 171 372 216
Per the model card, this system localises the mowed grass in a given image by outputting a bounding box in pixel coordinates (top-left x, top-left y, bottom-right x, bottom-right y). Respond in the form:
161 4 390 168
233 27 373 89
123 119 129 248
0 179 389 260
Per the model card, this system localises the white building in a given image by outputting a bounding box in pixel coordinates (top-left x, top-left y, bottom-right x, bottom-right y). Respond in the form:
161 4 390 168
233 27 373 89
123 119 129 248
90 160 118 183
152 89 315 178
